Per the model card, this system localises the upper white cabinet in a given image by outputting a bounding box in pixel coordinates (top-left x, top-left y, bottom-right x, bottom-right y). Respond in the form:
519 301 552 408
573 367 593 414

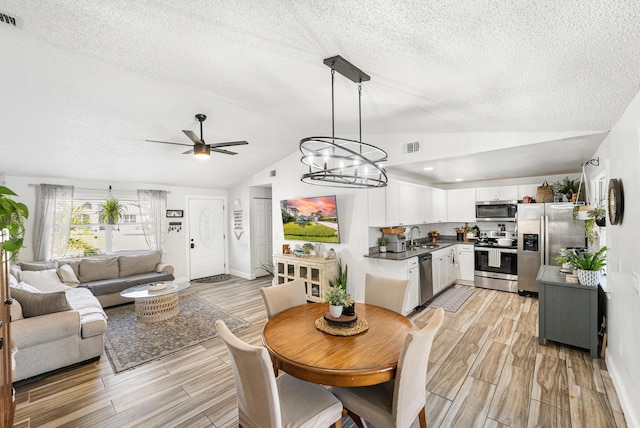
476 186 518 201
446 188 476 223
368 180 447 226
517 184 539 201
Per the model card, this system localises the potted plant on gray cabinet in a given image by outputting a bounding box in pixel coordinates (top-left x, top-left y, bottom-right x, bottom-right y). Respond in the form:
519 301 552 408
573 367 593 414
566 246 607 287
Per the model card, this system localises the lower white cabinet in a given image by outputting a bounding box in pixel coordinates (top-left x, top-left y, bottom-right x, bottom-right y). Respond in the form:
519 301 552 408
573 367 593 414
456 244 475 284
366 257 419 316
273 255 338 302
431 246 457 295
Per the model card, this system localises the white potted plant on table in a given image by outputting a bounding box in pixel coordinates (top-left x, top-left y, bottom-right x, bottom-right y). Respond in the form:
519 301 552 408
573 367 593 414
566 246 607 287
324 285 351 318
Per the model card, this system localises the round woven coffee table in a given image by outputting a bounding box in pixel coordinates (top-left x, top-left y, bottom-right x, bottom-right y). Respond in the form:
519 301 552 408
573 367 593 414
120 282 190 323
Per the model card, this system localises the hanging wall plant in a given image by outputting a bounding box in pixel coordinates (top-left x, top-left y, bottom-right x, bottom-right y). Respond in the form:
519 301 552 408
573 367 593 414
0 186 29 260
98 197 126 225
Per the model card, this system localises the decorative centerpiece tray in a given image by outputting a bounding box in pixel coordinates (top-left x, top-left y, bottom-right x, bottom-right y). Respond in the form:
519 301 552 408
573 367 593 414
323 312 358 328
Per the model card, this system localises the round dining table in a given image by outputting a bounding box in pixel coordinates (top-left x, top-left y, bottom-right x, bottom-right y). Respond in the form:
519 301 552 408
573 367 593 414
262 302 417 387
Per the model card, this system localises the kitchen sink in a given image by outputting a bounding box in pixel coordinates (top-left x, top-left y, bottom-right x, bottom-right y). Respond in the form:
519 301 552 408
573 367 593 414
420 244 439 249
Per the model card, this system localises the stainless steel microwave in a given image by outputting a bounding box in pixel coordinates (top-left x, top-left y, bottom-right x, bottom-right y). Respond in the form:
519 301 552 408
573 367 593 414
475 200 518 222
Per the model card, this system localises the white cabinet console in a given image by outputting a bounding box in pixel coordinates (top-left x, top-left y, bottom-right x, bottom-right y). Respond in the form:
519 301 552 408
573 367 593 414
273 254 338 302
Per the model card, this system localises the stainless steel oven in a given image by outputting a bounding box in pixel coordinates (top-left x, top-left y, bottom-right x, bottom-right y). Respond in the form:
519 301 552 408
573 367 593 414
475 201 518 222
474 246 518 292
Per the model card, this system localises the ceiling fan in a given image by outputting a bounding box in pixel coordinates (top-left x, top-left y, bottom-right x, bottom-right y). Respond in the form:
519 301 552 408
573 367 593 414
146 114 248 158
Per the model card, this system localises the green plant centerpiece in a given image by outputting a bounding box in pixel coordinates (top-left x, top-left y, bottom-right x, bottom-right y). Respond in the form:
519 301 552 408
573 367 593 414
324 285 351 318
0 186 29 261
566 246 606 287
328 259 353 316
98 197 126 225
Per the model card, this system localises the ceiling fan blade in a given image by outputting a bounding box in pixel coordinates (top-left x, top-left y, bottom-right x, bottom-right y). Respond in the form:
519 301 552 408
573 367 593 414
181 149 194 154
182 129 202 144
145 139 193 147
208 140 249 148
210 148 238 155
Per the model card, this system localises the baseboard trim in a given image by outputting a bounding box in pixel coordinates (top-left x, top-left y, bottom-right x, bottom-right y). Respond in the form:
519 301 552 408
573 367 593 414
605 352 638 428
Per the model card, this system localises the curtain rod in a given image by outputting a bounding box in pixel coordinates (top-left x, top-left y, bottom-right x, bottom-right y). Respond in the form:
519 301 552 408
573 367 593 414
27 184 170 193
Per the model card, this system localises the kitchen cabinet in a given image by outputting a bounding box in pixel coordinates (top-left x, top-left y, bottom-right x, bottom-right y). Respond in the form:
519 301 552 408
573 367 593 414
476 186 518 202
273 255 338 302
456 244 475 284
431 247 456 295
366 257 419 315
428 188 447 223
518 184 539 201
537 265 604 358
446 188 476 222
369 180 445 226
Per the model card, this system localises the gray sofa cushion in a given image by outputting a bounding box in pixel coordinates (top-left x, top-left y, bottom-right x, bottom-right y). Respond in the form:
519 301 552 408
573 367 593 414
10 289 72 318
57 259 80 279
78 257 119 283
119 251 162 277
124 271 175 288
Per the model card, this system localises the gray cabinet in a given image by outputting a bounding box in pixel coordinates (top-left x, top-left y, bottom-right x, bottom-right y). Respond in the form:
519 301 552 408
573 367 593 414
537 265 602 358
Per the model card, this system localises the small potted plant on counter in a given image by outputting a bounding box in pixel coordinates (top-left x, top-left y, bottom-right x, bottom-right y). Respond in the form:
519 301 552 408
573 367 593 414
377 236 388 253
566 246 607 287
428 230 440 245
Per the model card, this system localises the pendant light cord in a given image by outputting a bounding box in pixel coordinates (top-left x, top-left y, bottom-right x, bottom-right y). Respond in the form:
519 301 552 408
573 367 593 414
331 67 335 139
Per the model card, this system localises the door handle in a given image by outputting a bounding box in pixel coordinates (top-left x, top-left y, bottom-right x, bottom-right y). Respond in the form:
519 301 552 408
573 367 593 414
190 238 195 249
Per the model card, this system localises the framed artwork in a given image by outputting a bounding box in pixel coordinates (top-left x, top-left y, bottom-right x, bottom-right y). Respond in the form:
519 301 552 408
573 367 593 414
166 210 183 218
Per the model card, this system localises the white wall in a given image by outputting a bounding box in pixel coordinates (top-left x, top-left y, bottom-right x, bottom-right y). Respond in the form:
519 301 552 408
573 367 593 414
3 175 227 281
587 90 640 428
230 151 372 302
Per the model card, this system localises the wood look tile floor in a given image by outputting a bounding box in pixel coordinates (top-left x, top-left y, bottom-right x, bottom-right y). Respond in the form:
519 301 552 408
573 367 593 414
13 278 627 428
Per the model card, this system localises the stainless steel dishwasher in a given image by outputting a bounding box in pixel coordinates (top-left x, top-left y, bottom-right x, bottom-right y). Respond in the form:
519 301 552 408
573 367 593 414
418 253 434 305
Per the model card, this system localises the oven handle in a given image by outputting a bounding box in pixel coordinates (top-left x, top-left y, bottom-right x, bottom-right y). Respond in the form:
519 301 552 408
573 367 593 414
474 247 517 254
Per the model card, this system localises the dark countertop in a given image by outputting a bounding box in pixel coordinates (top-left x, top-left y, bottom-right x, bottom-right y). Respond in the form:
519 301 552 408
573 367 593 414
365 238 476 261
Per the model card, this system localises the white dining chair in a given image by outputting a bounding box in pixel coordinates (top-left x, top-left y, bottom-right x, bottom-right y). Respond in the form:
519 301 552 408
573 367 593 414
260 278 308 319
216 320 343 428
331 307 445 428
364 273 410 314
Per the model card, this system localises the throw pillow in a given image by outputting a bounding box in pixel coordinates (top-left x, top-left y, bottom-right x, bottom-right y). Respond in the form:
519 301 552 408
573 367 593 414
20 269 69 293
78 257 119 283
119 251 162 277
9 288 71 318
20 260 58 271
57 260 80 279
57 264 80 287
8 273 18 287
12 281 42 293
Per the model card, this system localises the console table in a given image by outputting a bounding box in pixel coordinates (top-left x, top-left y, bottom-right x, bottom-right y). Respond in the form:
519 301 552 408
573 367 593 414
536 265 604 358
272 254 338 302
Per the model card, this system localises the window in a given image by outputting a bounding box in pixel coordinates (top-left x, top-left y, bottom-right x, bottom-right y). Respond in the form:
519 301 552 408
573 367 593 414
67 195 150 257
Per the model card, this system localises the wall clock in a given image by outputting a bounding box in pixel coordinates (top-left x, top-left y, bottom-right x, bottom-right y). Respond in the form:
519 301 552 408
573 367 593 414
607 178 624 225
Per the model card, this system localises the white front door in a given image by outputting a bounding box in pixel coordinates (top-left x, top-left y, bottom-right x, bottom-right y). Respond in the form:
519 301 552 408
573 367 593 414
188 198 225 279
252 197 272 278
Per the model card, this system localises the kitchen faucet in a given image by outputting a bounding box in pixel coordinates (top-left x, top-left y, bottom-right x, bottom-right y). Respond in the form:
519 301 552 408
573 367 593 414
410 226 421 248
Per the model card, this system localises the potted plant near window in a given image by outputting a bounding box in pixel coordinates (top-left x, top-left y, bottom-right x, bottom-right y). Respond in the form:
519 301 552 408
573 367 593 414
377 236 388 253
588 206 606 228
98 197 126 225
566 246 606 287
0 186 29 261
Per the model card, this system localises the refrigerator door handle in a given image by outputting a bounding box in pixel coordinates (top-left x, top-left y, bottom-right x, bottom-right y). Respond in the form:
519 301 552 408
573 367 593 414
540 215 545 266
544 215 550 265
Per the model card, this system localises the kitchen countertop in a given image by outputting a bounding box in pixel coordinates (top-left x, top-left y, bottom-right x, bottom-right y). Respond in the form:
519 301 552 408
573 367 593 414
365 238 476 260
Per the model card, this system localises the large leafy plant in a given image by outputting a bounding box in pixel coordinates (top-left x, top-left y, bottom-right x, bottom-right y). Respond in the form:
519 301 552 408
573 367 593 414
0 186 29 259
324 285 351 306
566 246 607 271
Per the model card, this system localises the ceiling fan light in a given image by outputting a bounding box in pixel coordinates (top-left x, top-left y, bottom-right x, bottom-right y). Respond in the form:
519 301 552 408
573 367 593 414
194 145 210 159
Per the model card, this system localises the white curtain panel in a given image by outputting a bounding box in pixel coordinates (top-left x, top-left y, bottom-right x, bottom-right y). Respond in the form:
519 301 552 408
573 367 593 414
32 184 74 261
137 189 167 252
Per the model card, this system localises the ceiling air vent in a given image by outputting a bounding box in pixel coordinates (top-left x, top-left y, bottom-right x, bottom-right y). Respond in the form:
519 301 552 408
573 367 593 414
403 141 420 154
1 11 22 28
269 170 276 177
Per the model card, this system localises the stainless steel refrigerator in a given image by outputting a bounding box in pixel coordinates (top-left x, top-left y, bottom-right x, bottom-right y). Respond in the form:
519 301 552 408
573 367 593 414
517 203 586 294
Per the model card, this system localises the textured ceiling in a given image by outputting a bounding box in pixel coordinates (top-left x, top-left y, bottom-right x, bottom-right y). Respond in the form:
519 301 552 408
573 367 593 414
1 1 639 188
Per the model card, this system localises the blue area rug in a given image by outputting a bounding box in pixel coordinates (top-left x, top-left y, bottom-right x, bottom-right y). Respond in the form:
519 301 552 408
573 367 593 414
427 287 474 312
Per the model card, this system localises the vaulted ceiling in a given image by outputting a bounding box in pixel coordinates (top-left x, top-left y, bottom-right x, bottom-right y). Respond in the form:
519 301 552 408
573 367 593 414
1 1 639 188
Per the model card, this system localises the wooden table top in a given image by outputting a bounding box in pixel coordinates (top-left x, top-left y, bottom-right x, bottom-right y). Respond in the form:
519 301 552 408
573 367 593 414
262 302 417 387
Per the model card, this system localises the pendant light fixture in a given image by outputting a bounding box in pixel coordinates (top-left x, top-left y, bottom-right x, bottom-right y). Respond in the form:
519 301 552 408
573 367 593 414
300 56 388 188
